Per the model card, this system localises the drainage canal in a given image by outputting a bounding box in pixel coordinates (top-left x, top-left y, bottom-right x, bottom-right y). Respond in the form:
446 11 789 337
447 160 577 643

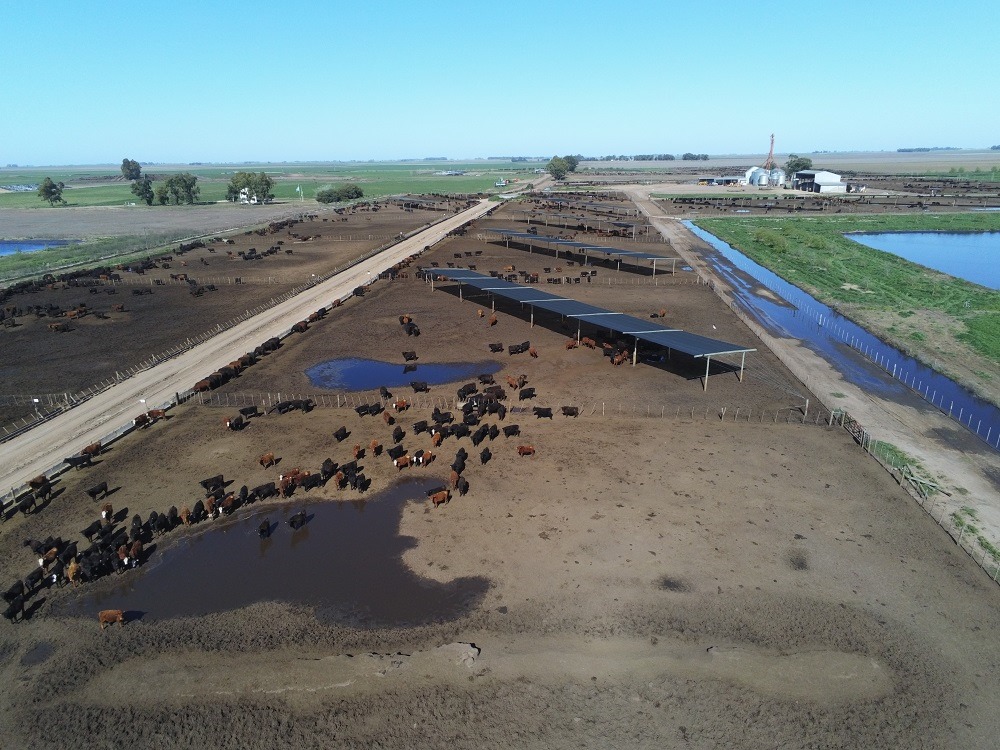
60 478 490 625
306 357 501 391
686 222 1000 451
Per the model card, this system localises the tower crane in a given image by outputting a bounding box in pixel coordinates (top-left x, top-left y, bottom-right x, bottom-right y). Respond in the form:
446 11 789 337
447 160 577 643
762 133 776 171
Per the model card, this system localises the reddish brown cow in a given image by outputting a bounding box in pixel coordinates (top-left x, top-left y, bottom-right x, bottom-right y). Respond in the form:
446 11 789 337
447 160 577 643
528 347 538 358
259 452 276 468
393 455 412 470
179 506 191 525
421 451 435 466
353 444 363 460
612 352 628 366
432 432 443 447
369 438 382 456
449 469 460 489
146 408 166 421
194 379 212 392
382 411 395 425
394 398 409 413
488 314 498 327
81 441 102 457
99 610 124 629
430 490 450 507
28 475 48 490
564 339 578 350
133 413 150 428
517 445 536 457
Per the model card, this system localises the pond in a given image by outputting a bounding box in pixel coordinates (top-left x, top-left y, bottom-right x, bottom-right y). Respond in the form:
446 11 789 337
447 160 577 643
306 357 501 391
848 231 1000 290
0 239 77 257
60 478 490 625
685 222 1000 451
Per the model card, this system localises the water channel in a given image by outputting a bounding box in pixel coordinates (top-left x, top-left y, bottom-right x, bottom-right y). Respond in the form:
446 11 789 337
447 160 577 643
685 222 1000 451
306 357 501 391
61 478 490 624
0 239 76 256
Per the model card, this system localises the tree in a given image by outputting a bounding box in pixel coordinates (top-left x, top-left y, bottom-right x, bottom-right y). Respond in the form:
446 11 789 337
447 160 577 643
785 155 813 174
563 155 580 172
131 175 154 205
225 171 275 203
546 156 570 180
120 158 142 181
315 184 364 203
37 177 66 206
158 173 200 204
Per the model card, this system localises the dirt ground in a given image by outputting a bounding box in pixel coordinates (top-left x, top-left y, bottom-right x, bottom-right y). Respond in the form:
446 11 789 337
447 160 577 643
1 201 999 749
0 202 457 424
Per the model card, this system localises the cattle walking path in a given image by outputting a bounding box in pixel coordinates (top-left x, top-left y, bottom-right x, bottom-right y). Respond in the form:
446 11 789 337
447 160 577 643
0 199 498 496
627 186 1000 551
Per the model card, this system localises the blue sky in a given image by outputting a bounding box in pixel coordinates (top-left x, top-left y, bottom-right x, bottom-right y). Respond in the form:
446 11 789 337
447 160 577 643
3 0 997 165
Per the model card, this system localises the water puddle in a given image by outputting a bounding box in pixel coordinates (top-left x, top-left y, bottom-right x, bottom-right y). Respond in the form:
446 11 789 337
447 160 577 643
848 231 999 290
686 222 1000 451
58 478 490 625
306 357 501 391
20 642 55 666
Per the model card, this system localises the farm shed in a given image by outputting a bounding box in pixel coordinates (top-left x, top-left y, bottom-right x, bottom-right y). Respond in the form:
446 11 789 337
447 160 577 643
792 170 847 193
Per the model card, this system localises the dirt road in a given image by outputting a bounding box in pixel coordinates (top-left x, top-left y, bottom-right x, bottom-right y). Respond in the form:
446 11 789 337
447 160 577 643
627 185 1000 548
0 200 494 493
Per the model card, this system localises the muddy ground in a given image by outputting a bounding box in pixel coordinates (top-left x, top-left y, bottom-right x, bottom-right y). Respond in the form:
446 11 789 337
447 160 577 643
1 201 998 749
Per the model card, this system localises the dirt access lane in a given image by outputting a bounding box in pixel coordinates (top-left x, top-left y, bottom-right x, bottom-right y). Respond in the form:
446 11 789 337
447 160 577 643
0 200 494 492
626 186 1000 549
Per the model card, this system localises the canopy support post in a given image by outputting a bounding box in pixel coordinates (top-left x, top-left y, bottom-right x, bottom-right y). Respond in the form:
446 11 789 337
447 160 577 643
632 337 638 367
530 306 534 328
703 356 711 391
739 351 746 382
459 282 463 301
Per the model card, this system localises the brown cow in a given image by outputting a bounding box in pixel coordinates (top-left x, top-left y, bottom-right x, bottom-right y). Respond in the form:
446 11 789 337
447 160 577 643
528 347 538 358
111 303 125 312
28 475 48 490
179 505 191 525
477 309 485 318
449 469 460 489
66 559 81 586
146 408 166 421
129 540 143 565
432 432 443 447
259 452 276 468
564 339 578 350
581 337 597 349
194 379 212 392
205 496 217 518
421 451 435 466
393 455 412 470
394 398 409 413
369 438 382 456
333 471 345 489
353 444 363 460
612 352 628 366
133 413 150 429
488 313 498 326
98 610 124 630
101 502 113 521
82 441 102 457
430 490 450 507
382 411 395 426
517 445 536 457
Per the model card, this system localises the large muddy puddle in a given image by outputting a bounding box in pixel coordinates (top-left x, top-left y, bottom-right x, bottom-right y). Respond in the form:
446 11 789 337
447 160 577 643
60 478 489 625
305 357 500 391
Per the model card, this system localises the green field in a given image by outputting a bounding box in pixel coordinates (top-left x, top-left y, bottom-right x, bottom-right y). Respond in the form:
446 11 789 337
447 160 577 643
0 161 543 209
693 213 1000 384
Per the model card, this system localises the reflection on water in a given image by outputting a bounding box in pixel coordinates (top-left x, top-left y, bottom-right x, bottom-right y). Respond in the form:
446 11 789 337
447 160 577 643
686 222 999 451
61 479 490 625
306 357 501 391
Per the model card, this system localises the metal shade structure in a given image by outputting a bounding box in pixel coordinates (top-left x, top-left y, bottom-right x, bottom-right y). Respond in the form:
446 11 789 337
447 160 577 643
486 228 680 277
429 268 754 390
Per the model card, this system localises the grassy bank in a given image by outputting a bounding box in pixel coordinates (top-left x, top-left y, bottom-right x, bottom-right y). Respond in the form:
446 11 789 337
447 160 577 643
693 213 1000 402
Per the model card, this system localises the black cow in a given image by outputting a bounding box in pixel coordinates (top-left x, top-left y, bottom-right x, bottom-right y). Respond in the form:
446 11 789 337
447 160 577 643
355 404 372 417
480 447 492 465
3 596 25 624
478 373 495 385
81 520 103 542
64 454 93 470
456 447 468 461
392 426 405 444
497 404 507 421
518 388 536 401
502 424 520 438
432 409 453 424
288 510 308 530
3 581 24 604
451 458 466 475
387 444 406 461
488 424 500 440
258 519 271 539
85 482 109 501
192 499 206 523
456 476 470 496
379 386 392 399
200 474 225 492
471 426 488 447
462 412 479 427
489 343 504 353
561 406 580 417
412 420 429 434
533 407 553 419
403 364 417 374
300 474 323 491
24 568 44 594
410 381 429 393
239 405 260 419
321 458 338 481
16 494 36 516
368 402 384 415
452 423 471 438
252 482 277 500
404 322 420 336
402 351 418 362
334 426 349 442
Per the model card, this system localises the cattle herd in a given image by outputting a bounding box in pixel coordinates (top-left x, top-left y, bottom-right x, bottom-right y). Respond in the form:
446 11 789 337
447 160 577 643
3 253 592 629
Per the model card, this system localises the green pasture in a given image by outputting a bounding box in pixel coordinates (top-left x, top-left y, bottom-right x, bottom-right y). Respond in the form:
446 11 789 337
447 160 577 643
693 213 1000 364
0 161 539 209
0 233 187 282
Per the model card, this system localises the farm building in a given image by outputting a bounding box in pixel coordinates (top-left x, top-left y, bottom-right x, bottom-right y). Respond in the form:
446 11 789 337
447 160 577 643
792 169 846 193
